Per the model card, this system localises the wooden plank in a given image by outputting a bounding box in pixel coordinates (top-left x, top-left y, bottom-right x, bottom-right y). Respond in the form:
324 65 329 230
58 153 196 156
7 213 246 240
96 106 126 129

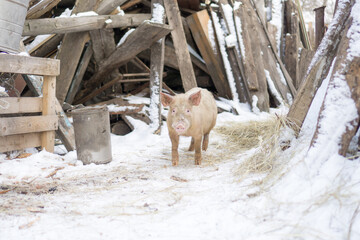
65 42 94 104
235 2 269 111
0 54 60 76
187 10 232 98
23 14 151 36
41 76 57 152
89 27 122 95
295 0 312 50
251 0 297 98
22 70 76 151
0 97 42 114
284 34 299 89
55 0 110 105
56 31 90 104
30 34 63 58
164 0 197 92
297 48 315 88
96 0 129 14
0 133 41 153
149 0 165 133
287 0 355 128
234 7 259 91
74 21 172 102
26 0 61 19
0 115 58 137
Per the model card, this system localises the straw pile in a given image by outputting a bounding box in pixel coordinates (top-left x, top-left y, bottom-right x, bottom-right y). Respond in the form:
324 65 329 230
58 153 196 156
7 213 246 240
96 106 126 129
215 114 299 180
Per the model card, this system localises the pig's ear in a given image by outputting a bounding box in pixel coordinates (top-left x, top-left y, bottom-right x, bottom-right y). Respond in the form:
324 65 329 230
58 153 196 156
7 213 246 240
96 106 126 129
160 92 173 107
189 90 201 106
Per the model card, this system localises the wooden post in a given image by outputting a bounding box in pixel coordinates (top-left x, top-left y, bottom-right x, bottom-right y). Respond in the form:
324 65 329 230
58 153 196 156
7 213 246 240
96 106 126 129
164 0 197 92
314 6 326 49
41 75 56 152
149 0 166 133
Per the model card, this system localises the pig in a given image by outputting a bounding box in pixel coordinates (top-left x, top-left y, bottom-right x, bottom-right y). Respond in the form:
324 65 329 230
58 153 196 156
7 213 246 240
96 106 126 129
160 87 217 166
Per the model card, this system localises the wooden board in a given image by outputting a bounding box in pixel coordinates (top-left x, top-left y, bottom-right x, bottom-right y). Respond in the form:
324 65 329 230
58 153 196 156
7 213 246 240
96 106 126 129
164 0 197 92
187 10 232 98
74 21 172 102
149 0 166 133
41 75 57 152
23 14 151 36
0 132 41 153
0 97 42 114
0 54 60 76
56 31 90 104
0 115 58 137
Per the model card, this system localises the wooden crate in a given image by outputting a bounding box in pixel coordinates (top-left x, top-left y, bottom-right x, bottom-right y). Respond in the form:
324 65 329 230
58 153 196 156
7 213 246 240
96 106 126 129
0 54 60 152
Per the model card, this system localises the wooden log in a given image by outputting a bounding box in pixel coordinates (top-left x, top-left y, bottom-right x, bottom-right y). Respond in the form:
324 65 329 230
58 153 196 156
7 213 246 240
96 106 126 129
0 133 41 153
23 14 151 36
0 97 42 114
149 0 166 133
41 75 57 152
164 0 197 92
0 115 58 137
187 10 232 98
295 0 312 50
74 21 172 102
0 55 60 76
287 0 355 128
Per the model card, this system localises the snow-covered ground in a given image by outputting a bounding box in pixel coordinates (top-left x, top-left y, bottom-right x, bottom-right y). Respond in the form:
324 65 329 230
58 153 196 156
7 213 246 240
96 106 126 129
1 92 359 239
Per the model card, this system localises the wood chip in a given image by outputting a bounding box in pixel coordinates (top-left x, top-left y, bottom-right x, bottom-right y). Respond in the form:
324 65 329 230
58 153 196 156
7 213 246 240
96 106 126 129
170 176 188 182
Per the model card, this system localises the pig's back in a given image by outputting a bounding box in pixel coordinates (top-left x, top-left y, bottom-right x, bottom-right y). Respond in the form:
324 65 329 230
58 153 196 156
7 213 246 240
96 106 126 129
186 88 217 132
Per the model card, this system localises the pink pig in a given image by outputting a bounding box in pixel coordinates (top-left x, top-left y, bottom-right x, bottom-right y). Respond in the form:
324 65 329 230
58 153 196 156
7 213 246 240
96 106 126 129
161 87 217 166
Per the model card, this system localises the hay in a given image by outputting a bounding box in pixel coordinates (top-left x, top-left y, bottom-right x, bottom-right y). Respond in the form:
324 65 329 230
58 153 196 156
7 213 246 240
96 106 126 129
215 114 299 179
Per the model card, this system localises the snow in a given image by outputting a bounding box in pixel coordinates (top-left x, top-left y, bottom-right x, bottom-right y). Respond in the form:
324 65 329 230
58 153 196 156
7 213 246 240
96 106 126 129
71 11 98 17
117 28 135 47
25 34 51 53
150 3 165 23
264 69 284 106
207 19 217 54
2 1 360 239
105 19 112 24
269 0 283 54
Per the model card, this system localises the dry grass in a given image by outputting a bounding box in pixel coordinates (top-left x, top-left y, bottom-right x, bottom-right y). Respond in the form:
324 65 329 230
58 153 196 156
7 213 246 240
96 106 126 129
215 114 299 183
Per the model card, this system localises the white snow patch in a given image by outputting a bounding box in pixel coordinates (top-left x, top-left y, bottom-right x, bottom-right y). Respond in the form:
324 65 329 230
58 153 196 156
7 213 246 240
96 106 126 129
264 69 284 106
269 0 283 54
151 3 165 23
71 11 98 17
251 95 260 114
25 34 51 52
117 28 135 47
234 15 246 60
207 19 217 53
105 19 112 24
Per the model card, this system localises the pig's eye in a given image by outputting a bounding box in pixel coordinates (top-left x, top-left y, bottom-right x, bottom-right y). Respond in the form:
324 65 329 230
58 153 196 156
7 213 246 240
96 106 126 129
172 109 176 113
186 109 190 113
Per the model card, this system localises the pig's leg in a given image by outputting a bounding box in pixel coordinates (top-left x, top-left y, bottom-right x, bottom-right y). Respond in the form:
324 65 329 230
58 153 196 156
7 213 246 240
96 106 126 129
194 136 202 165
188 137 195 151
170 134 180 166
202 133 209 151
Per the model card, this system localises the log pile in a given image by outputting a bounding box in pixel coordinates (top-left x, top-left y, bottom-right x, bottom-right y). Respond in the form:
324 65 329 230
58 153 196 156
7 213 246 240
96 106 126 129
2 0 338 150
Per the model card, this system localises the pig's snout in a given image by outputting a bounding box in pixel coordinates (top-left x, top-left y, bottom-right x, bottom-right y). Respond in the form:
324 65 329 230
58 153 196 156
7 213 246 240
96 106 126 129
172 120 189 135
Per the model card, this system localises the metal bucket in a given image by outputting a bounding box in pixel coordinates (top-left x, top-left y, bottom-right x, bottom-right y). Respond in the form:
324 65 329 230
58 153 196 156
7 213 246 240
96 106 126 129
72 106 112 165
0 0 29 53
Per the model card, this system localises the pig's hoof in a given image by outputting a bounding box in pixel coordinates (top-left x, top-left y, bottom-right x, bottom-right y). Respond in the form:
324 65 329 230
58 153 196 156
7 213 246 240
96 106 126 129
172 160 179 166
